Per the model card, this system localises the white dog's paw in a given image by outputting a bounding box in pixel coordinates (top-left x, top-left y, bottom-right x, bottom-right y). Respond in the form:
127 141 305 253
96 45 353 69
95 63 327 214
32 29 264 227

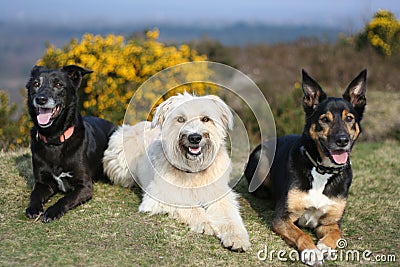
316 243 335 260
190 222 215 235
138 200 153 213
138 195 165 215
301 248 324 266
220 231 251 252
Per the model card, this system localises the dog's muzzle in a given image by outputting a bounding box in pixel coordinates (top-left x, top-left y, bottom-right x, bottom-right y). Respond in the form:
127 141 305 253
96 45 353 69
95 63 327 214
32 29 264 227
179 132 208 157
186 133 202 155
33 94 60 128
321 133 352 165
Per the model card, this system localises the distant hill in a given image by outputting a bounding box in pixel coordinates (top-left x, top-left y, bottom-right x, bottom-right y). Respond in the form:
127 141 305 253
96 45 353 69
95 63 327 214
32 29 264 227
156 22 342 45
0 21 343 103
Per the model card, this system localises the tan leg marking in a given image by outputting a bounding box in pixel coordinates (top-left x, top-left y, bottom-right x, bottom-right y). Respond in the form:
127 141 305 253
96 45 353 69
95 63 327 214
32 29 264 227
272 218 317 252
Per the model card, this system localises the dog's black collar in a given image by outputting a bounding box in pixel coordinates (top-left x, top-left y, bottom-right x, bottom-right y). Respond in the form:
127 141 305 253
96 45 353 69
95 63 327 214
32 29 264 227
300 146 347 175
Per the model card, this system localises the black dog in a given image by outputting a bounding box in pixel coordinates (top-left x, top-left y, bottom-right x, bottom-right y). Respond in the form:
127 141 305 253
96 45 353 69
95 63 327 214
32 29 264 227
245 69 367 266
25 65 116 222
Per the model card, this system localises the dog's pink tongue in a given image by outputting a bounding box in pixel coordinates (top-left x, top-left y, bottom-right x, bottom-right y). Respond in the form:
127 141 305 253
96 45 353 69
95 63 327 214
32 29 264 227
37 108 52 125
331 150 349 165
189 147 201 155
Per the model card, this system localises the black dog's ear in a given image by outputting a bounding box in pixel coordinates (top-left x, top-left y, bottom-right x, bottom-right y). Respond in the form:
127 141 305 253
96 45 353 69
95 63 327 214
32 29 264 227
61 65 93 88
26 65 46 89
30 65 46 76
343 69 367 119
301 69 327 113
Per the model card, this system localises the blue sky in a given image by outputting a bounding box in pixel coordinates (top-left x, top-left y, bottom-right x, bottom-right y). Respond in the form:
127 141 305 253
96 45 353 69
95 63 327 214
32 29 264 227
4 0 400 29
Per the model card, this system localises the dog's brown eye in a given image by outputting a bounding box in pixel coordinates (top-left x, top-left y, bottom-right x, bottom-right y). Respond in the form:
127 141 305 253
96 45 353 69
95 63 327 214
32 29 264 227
33 81 40 87
201 116 210 122
345 115 354 123
320 116 330 124
55 82 63 89
177 116 185 123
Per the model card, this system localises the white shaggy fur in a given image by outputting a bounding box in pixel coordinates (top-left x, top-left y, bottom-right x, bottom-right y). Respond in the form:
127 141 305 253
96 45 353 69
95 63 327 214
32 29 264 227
103 93 250 251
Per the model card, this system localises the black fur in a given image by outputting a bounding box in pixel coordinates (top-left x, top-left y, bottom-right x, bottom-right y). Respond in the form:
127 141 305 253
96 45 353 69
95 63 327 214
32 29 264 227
25 65 116 222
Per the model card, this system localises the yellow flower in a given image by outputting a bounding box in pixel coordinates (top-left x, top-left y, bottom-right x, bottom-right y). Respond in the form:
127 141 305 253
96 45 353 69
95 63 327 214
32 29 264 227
146 28 160 40
33 31 213 126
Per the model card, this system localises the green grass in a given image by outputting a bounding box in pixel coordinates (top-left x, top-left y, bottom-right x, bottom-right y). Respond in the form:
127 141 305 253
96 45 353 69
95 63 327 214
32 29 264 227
0 140 399 266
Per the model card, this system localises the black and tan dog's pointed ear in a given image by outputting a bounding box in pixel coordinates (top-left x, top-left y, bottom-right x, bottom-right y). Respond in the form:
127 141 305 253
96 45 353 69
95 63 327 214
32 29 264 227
343 69 367 119
61 65 93 88
302 69 327 113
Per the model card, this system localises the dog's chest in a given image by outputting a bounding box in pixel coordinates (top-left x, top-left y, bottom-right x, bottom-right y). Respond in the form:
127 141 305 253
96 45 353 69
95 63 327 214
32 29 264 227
297 168 335 228
52 171 74 192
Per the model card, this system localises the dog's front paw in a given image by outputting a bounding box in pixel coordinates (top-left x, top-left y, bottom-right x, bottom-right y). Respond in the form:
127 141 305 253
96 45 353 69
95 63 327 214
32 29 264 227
317 243 335 260
190 222 215 235
301 248 325 266
138 194 162 215
42 205 66 223
26 204 43 219
220 231 251 252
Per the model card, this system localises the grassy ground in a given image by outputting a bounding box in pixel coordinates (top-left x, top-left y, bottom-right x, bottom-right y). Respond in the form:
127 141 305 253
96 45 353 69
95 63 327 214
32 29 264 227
0 140 398 266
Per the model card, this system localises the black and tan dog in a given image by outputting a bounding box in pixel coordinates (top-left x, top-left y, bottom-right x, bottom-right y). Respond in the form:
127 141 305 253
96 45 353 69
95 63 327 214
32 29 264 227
245 69 367 266
25 65 116 222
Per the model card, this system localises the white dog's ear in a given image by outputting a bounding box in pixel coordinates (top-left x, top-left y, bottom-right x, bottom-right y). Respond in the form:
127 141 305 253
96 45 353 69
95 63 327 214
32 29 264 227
151 97 175 128
209 95 234 131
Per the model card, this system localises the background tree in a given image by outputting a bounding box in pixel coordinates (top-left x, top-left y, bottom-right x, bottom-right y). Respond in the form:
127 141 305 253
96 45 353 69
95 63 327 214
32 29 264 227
356 10 400 56
0 91 19 150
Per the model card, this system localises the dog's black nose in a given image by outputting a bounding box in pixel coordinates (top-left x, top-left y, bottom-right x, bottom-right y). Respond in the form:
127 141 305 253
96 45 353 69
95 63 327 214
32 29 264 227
336 135 349 147
35 95 48 105
188 133 202 144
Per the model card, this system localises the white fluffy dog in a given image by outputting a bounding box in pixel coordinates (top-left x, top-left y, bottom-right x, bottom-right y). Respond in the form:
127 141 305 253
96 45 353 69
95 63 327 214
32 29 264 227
103 92 250 251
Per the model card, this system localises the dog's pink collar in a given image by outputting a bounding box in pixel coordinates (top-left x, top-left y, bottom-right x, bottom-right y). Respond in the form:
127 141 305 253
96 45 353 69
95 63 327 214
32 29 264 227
36 126 75 144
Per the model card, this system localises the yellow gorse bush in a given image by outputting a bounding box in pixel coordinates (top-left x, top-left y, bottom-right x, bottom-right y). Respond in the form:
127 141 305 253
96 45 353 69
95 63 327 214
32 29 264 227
0 91 19 150
37 29 213 122
357 10 400 56
16 29 218 147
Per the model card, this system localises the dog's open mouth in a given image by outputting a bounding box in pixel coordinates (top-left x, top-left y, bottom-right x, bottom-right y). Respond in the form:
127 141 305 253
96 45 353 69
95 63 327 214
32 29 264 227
36 106 60 127
328 150 349 165
187 145 202 156
319 141 350 165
